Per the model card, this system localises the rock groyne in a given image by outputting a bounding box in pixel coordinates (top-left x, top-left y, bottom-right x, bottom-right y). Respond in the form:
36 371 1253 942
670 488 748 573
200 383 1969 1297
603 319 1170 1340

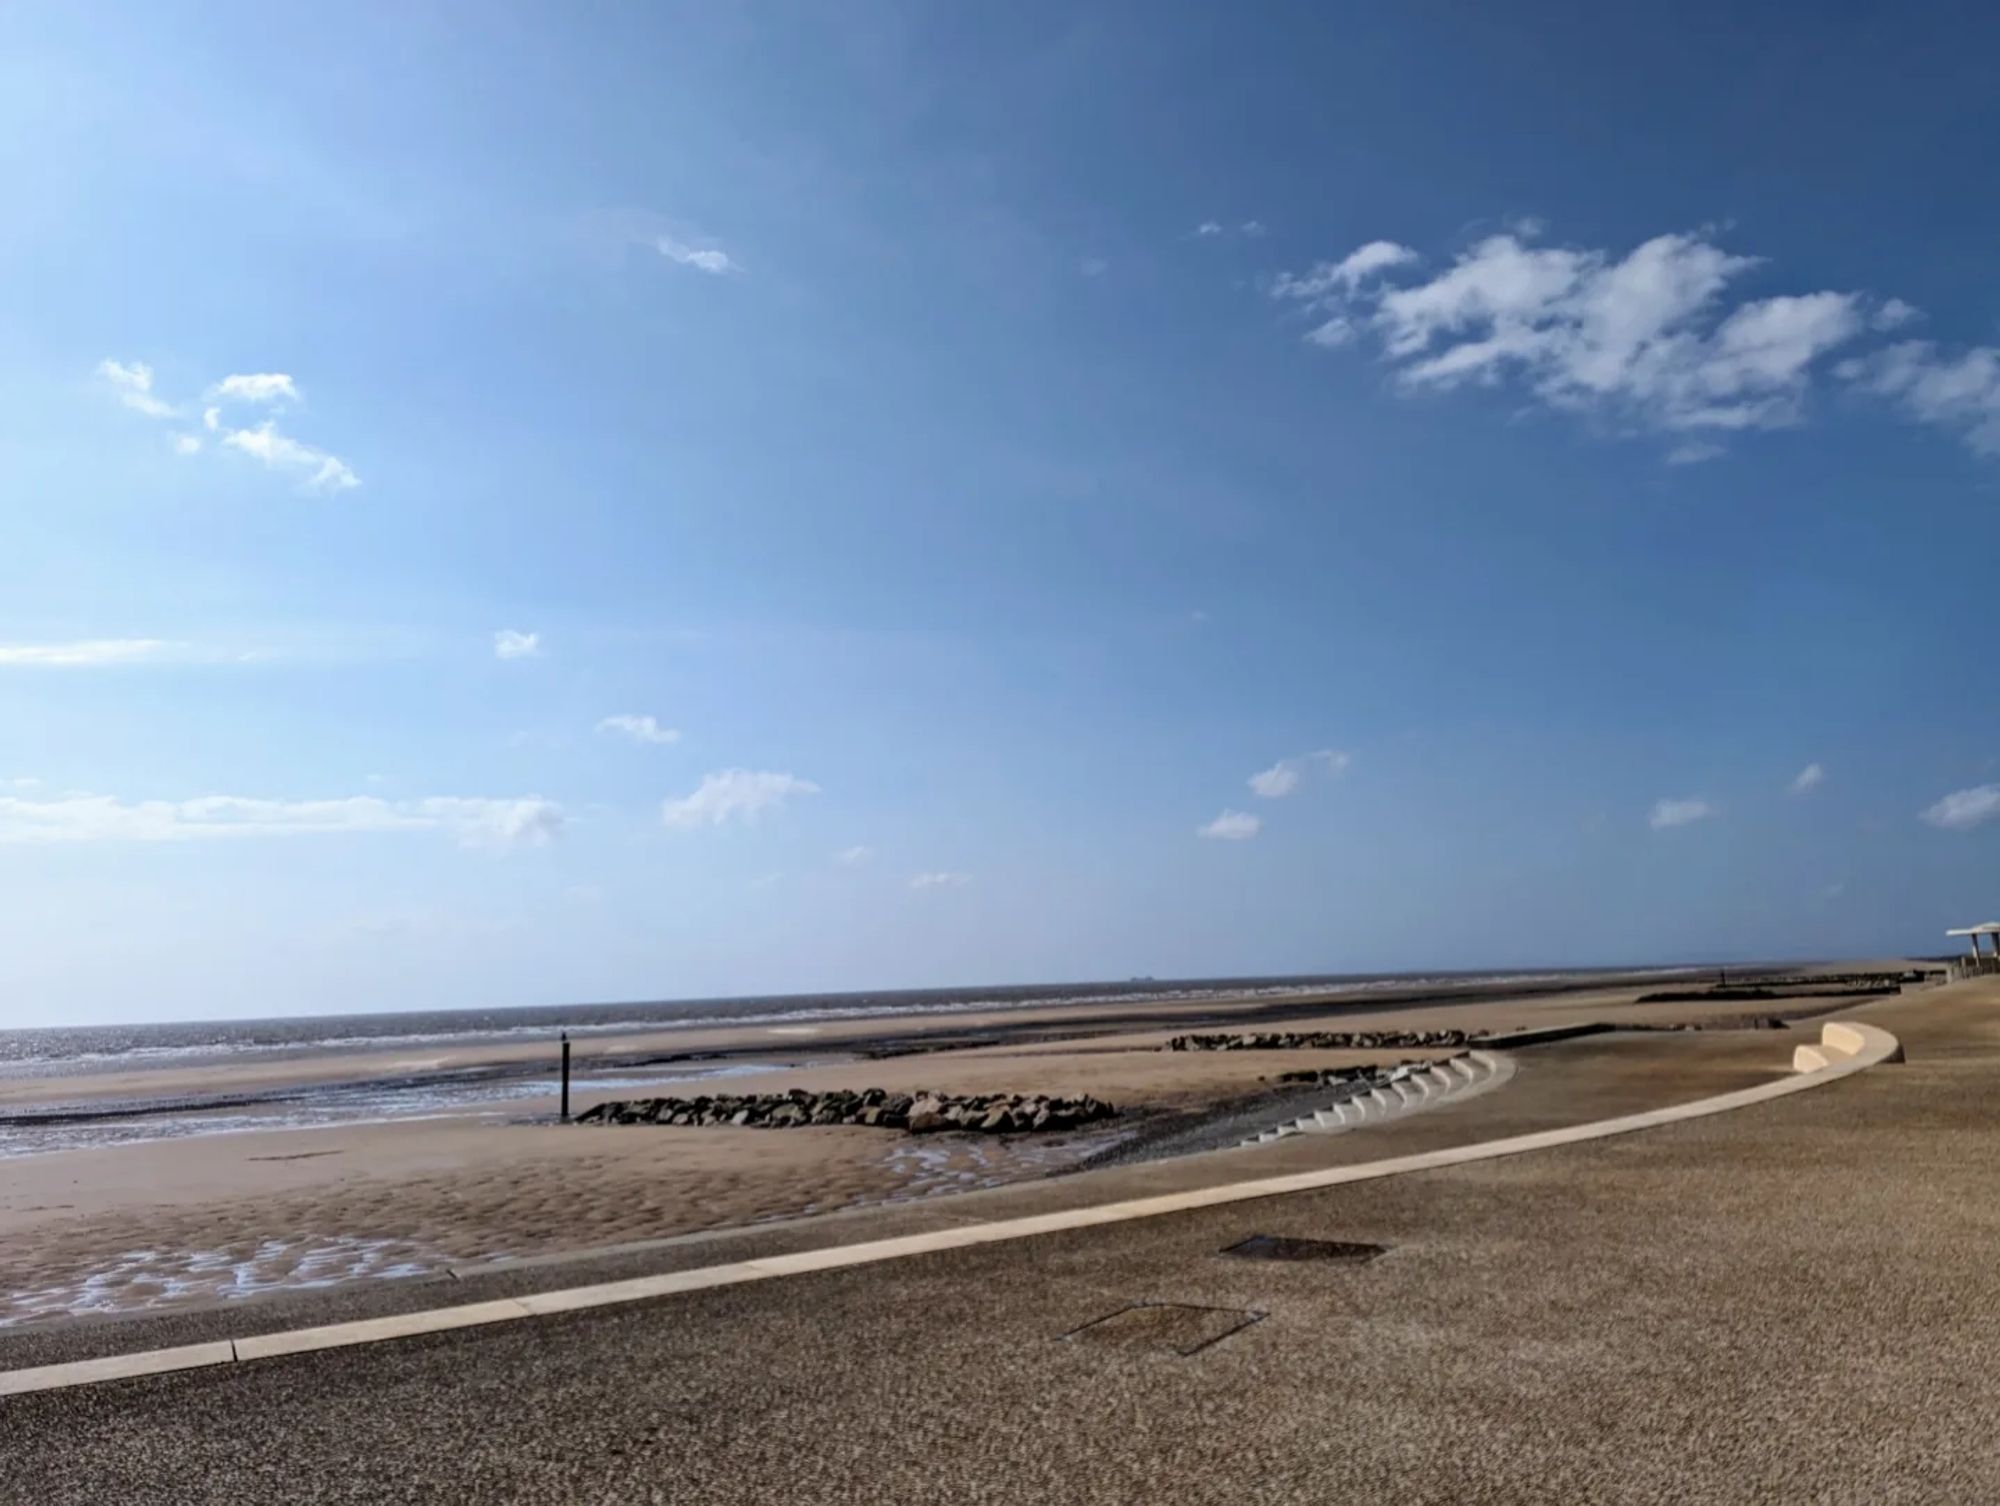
1166 1029 1477 1052
573 1088 1114 1134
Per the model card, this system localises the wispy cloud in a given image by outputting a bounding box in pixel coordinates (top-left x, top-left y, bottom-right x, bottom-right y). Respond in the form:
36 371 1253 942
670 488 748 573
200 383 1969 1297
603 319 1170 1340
596 713 680 745
0 639 181 668
0 794 563 850
1789 763 1825 795
1839 342 2000 456
1270 241 1419 302
1649 797 1716 830
1248 749 1350 799
834 844 873 866
1921 784 2000 831
662 769 818 828
1666 441 1724 466
1272 229 1886 451
221 421 358 492
209 373 300 405
909 870 970 889
102 360 358 491
655 233 739 276
493 629 541 661
1199 809 1261 841
96 359 174 418
1194 220 1270 243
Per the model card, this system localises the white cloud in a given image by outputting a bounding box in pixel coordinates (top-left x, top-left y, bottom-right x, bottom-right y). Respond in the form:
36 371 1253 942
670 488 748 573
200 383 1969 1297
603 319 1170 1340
1666 441 1724 465
1241 220 1267 237
0 793 563 850
101 362 356 490
662 769 819 828
417 797 565 851
909 871 970 889
655 233 738 275
221 421 358 492
1921 784 2000 831
1195 221 1223 237
210 373 300 405
1874 298 1921 331
1248 749 1351 799
97 359 174 418
1274 230 1880 441
835 844 873 866
1199 809 1261 840
1079 257 1109 278
0 638 179 667
596 713 680 745
1270 240 1419 302
1304 317 1355 348
493 629 541 661
1789 763 1825 795
1649 797 1715 830
1841 341 2000 456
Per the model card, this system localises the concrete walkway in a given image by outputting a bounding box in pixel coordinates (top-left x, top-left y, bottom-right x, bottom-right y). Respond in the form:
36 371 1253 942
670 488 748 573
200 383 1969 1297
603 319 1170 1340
5 982 1996 1503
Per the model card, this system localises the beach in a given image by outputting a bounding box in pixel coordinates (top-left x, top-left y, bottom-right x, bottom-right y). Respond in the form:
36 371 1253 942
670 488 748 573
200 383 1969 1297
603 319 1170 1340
0 965 1905 1328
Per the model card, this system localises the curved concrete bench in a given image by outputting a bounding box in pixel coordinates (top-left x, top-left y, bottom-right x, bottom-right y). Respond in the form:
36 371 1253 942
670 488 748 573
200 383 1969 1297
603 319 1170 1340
1793 1020 1904 1074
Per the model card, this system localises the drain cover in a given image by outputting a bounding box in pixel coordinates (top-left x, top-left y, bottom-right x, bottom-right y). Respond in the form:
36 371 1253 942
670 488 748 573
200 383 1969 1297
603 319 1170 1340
1221 1234 1389 1263
1061 1302 1263 1356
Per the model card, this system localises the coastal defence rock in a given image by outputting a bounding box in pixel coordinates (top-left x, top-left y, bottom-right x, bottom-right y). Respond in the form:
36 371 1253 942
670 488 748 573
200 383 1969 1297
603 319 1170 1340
572 1088 1113 1134
1167 1029 1479 1052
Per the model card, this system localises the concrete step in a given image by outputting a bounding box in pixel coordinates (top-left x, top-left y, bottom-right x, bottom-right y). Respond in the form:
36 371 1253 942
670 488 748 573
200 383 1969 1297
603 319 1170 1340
1236 1049 1516 1149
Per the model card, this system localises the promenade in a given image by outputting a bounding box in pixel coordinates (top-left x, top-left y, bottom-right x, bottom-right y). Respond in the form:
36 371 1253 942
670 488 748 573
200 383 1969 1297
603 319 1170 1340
5 979 1993 1504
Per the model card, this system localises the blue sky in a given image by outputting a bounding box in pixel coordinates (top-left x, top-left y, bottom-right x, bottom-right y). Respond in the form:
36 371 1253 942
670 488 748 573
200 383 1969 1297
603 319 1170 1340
4 2 1999 1025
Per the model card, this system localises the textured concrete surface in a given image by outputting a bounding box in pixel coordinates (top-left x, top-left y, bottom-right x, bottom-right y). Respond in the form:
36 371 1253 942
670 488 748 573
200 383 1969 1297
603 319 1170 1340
4 983 1993 1503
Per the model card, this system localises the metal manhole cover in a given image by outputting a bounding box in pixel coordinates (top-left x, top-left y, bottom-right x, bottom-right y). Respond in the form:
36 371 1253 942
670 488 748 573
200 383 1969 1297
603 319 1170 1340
1220 1234 1389 1263
1060 1301 1263 1356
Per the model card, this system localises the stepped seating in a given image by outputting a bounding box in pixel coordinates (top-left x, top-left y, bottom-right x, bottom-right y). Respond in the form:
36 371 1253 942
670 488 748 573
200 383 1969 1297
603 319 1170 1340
1242 1050 1515 1147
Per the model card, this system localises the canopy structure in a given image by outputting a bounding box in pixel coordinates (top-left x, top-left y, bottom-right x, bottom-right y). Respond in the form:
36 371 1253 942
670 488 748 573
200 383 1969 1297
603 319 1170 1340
1947 923 2000 971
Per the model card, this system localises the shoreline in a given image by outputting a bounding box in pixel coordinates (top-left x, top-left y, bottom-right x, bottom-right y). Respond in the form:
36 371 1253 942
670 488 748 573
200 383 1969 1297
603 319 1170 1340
0 963 1739 1083
0 963 1734 1116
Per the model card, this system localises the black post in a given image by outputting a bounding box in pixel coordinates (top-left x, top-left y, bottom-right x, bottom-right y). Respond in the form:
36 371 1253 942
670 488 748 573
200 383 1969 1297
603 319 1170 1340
560 1031 572 1123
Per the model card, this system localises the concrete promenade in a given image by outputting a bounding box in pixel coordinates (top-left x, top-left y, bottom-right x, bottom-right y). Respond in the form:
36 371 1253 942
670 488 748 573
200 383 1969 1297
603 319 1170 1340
5 980 1997 1504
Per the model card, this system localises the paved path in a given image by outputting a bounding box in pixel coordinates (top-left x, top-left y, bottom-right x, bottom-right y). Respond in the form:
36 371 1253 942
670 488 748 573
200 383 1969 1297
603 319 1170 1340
6 981 1995 1504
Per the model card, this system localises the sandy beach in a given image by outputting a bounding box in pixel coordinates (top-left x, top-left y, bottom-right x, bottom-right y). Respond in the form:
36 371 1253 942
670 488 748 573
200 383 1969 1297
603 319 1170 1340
0 966 1910 1329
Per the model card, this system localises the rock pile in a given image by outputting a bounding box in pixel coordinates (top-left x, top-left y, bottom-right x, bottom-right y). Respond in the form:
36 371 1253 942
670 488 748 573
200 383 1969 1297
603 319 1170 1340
1274 1065 1398 1087
1167 1029 1477 1052
572 1088 1114 1135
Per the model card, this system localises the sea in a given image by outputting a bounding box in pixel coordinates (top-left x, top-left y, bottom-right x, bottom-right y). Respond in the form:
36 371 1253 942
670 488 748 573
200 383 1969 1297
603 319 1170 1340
0 968 1671 1079
0 967 1689 1158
